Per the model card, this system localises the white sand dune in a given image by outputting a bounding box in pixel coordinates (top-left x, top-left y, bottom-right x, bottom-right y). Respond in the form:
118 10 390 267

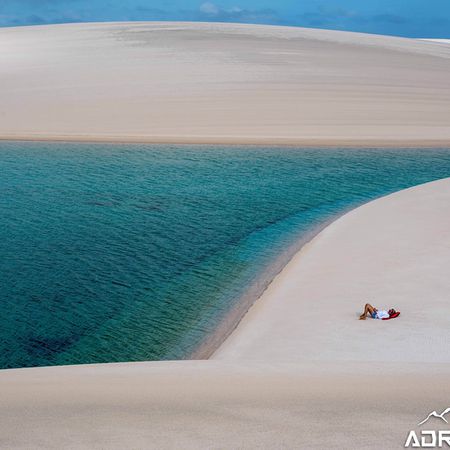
1 22 450 146
1 360 449 450
420 38 450 45
1 178 449 449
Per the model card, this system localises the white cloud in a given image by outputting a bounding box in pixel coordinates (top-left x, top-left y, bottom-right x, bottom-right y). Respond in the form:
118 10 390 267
199 2 219 16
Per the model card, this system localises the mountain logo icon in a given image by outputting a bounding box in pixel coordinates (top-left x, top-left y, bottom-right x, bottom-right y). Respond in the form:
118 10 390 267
418 408 450 426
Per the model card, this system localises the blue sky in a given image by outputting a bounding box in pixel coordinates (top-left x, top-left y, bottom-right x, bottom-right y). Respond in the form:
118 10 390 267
0 0 449 37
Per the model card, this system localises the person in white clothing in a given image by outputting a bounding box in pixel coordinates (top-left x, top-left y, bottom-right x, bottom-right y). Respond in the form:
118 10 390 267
359 303 392 320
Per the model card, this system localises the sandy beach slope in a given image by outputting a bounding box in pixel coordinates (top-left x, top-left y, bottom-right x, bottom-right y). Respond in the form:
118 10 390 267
1 178 449 449
1 22 450 146
0 361 449 450
214 177 450 363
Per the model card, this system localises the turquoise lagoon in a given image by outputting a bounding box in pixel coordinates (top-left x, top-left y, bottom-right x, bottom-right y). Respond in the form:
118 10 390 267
1 142 449 369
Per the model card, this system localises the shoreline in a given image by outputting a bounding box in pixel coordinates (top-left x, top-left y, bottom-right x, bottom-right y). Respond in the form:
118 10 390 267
1 135 450 148
189 219 334 359
190 203 358 360
208 177 443 361
213 177 450 363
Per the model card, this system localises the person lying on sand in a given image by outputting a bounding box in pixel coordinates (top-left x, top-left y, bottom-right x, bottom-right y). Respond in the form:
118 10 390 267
359 303 400 320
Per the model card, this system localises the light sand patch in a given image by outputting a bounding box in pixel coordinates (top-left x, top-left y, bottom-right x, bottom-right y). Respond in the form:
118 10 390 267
0 361 449 449
1 22 450 146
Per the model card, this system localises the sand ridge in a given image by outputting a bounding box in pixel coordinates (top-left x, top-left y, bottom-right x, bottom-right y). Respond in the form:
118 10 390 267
1 22 450 146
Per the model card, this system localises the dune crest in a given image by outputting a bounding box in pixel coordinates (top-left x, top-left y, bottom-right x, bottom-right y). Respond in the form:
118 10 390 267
1 22 450 146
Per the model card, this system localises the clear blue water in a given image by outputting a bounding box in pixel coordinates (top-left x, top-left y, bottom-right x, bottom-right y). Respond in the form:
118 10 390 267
1 142 449 369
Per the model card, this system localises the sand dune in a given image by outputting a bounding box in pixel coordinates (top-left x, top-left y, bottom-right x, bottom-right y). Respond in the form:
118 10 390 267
0 360 449 450
1 178 449 449
1 22 450 146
